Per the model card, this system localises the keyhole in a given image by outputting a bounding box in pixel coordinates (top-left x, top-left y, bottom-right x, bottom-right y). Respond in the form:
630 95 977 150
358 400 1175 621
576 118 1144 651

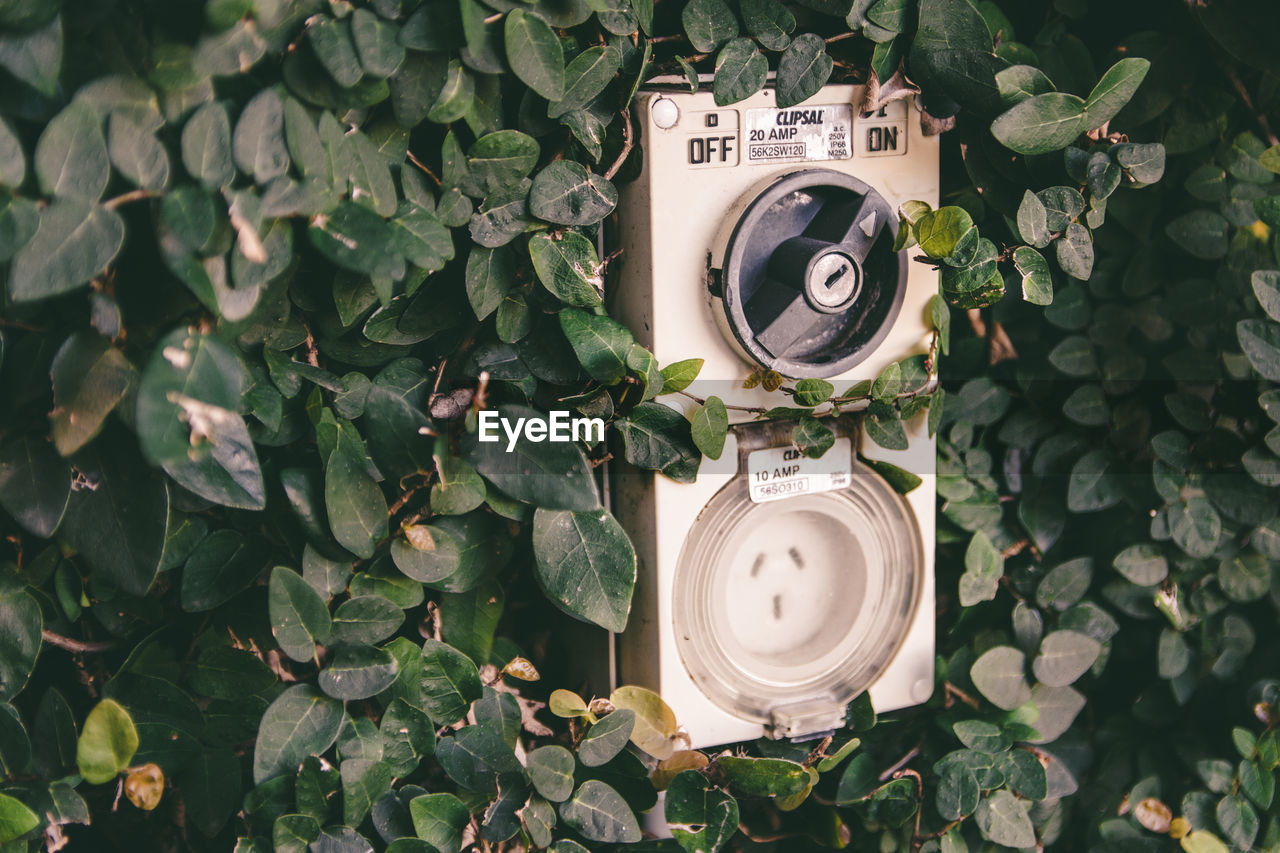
806 251 861 310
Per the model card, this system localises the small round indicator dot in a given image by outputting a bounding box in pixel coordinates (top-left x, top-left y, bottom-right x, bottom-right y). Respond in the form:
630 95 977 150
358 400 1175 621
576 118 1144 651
911 678 933 703
651 97 679 129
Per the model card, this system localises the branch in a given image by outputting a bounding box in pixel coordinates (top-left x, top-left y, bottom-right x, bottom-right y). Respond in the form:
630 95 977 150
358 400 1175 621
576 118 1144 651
42 630 117 654
103 189 158 210
603 110 635 181
1219 57 1280 147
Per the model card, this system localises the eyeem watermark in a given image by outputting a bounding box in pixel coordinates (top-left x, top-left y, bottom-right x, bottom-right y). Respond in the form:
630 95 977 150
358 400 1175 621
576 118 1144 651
478 410 605 451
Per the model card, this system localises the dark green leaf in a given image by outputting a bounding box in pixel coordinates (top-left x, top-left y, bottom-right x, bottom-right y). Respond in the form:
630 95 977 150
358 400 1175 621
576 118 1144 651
181 528 266 611
1084 58 1149 129
549 46 621 119
269 566 332 662
559 780 642 843
713 38 767 106
7 198 124 302
319 645 398 700
419 639 483 725
666 770 738 853
775 34 832 109
529 231 603 306
991 92 1087 156
505 10 564 100
690 396 728 460
252 685 343 784
532 507 636 632
530 161 617 226
615 402 701 483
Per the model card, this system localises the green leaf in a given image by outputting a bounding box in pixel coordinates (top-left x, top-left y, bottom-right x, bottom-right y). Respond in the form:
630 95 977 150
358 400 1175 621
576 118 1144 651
549 46 621 119
0 436 70 539
410 793 470 852
991 92 1087 155
505 9 564 100
137 328 264 509
578 709 635 767
530 161 618 226
427 59 474 124
682 0 738 53
661 358 704 393
690 396 728 460
419 639 483 725
1216 795 1258 850
1032 630 1101 686
975 789 1035 847
7 198 124 302
936 763 979 821
970 646 1031 710
1238 319 1280 381
615 402 701 483
1112 543 1167 586
465 245 515 320
1016 190 1051 248
463 407 600 510
0 580 40 703
269 566 333 663
331 595 404 647
1166 210 1229 260
0 792 38 843
1084 57 1149 129
909 0 1004 114
182 102 236 189
0 15 61 96
793 416 836 457
318 645 399 700
440 581 503 663
350 8 404 78
718 756 811 798
107 113 170 191
793 378 835 406
560 307 634 382
234 88 291 184
431 455 486 516
559 780 642 843
529 231 603 306
1055 222 1094 280
324 427 388 560
1252 270 1280 322
775 34 832 109
1038 186 1084 231
181 528 267 611
915 206 975 261
741 0 794 50
252 685 344 785
713 38 767 106
464 130 540 197
666 770 739 853
958 530 1002 606
995 64 1055 106
308 16 362 87
0 118 24 189
309 201 405 281
528 745 575 802
532 507 636 632
1010 246 1051 306
190 646 276 700
76 699 139 785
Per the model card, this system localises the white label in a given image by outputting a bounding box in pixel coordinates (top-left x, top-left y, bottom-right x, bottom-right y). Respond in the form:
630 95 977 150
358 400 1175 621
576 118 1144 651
686 109 741 167
747 437 852 503
855 100 908 158
744 104 853 164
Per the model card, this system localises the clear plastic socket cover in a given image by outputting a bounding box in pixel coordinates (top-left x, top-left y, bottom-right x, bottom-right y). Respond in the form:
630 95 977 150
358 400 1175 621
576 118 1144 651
720 169 907 378
671 461 923 724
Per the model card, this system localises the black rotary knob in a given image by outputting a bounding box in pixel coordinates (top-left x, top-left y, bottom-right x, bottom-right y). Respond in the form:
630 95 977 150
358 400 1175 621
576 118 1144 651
719 170 907 379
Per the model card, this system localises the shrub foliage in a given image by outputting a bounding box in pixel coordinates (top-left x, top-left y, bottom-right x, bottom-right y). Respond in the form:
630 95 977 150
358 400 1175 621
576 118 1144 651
0 0 1277 850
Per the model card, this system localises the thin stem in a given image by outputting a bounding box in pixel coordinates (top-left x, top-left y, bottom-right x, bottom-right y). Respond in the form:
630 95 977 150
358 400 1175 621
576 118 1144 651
603 110 635 181
103 189 158 210
1220 57 1280 147
676 389 768 414
407 151 443 186
42 630 117 654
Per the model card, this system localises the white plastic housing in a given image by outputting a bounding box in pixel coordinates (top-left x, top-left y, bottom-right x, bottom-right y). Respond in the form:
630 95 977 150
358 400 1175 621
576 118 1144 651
610 83 939 749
